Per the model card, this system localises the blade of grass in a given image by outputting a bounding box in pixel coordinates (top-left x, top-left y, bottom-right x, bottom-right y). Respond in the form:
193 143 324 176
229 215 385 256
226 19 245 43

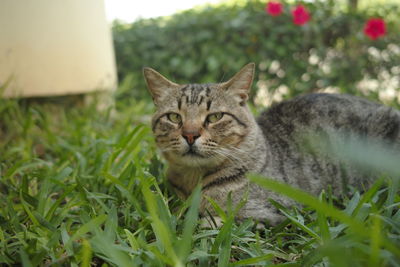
211 217 233 255
250 174 400 258
278 209 321 242
124 229 140 251
44 186 76 220
90 229 136 267
177 185 201 263
250 175 367 235
352 178 384 216
19 191 40 226
369 214 382 267
317 191 331 242
19 249 33 267
80 239 92 267
385 177 399 217
377 215 400 234
205 196 227 222
140 177 182 267
217 216 234 267
65 214 107 249
230 254 274 266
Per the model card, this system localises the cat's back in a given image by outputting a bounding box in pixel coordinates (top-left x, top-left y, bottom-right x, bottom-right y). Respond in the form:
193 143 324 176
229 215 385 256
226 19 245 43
255 93 399 194
257 93 400 141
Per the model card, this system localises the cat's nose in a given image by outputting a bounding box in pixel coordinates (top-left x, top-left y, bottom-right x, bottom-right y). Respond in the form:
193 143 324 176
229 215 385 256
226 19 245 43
182 131 200 145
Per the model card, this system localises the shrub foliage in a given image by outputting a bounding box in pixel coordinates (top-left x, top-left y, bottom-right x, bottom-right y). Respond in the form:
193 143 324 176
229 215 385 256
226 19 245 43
113 0 400 102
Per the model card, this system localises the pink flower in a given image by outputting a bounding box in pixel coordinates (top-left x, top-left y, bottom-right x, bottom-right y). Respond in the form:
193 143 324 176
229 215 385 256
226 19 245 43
292 5 311 26
266 1 283 16
364 18 386 40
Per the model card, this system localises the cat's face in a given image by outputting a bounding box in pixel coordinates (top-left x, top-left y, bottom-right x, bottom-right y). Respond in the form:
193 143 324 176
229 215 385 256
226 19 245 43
144 63 255 167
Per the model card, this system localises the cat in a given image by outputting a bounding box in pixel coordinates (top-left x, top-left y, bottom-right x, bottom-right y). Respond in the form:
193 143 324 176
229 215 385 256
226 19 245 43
143 63 400 225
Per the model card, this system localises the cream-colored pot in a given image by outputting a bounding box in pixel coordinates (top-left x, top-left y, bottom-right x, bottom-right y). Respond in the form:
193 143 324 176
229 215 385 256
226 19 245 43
0 0 117 98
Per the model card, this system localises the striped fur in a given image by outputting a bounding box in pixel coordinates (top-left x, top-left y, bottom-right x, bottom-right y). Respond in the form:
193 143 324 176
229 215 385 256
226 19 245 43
144 64 400 225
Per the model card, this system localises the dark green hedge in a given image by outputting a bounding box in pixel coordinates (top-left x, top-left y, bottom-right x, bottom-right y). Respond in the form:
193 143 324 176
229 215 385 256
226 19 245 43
112 0 400 103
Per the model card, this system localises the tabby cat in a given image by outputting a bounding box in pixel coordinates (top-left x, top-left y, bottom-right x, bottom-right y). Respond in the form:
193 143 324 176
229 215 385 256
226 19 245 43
143 63 400 225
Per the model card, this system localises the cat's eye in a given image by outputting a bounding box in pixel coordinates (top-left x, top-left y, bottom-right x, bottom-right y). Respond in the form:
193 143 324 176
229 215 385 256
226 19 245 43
206 112 224 123
167 113 182 123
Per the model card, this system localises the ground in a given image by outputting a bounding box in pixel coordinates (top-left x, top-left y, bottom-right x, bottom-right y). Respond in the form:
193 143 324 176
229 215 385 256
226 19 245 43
0 95 399 266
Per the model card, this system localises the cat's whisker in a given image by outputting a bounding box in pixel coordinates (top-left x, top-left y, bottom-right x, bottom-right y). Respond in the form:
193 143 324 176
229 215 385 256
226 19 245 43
209 151 236 164
223 145 261 162
219 146 246 158
212 148 243 164
160 145 180 153
201 148 231 161
218 147 261 166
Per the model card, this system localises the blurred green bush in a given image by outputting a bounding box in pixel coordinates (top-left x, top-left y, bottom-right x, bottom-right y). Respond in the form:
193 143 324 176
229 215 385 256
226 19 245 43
112 0 400 104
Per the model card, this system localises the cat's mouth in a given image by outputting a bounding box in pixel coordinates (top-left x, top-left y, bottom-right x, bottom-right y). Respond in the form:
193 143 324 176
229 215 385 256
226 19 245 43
182 147 205 158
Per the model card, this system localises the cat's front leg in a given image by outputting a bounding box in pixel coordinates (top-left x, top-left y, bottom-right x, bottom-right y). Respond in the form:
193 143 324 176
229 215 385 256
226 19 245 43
199 182 248 228
201 171 287 226
200 168 249 219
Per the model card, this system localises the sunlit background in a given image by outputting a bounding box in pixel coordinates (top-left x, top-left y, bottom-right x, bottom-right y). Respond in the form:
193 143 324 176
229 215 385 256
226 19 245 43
104 0 222 22
103 0 399 22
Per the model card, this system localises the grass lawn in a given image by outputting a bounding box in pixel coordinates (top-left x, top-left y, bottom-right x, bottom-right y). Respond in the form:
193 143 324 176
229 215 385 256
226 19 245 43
0 95 399 266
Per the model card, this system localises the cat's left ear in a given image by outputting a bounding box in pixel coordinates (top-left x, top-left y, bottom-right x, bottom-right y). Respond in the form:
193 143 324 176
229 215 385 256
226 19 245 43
221 63 255 105
143 67 179 106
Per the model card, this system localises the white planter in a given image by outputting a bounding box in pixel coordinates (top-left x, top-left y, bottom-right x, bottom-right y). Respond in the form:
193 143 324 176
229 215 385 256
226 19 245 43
0 0 117 98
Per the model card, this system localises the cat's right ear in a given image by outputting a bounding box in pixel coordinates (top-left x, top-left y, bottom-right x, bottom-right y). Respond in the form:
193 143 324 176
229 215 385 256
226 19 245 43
143 67 179 106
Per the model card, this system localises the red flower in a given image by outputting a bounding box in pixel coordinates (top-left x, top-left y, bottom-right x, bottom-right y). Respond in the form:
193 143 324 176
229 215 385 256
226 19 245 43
292 5 310 26
364 18 386 40
266 1 283 16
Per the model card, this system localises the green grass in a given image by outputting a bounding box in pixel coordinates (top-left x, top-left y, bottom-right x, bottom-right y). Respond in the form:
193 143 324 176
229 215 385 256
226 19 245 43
0 95 399 266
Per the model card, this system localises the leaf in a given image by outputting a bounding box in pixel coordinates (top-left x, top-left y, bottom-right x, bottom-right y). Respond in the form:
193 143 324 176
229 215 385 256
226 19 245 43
317 191 331 242
19 191 39 226
279 209 321 242
177 185 201 263
205 196 227 222
140 177 182 266
369 214 382 267
80 239 92 267
250 174 367 236
250 174 400 258
352 178 384 216
230 254 274 266
66 214 107 249
217 217 234 267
